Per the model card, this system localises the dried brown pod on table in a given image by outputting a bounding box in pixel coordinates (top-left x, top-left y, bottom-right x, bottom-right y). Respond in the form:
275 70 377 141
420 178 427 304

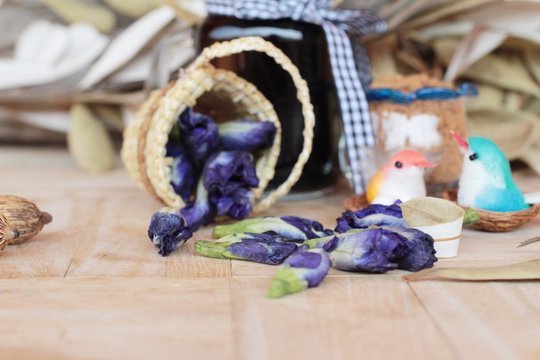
0 214 19 251
0 196 52 245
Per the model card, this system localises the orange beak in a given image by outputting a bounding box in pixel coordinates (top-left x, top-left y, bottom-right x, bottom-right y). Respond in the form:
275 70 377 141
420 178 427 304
415 159 437 168
450 130 469 150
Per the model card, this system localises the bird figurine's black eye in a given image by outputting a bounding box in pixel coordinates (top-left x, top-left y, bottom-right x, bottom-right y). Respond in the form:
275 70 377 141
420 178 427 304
469 153 479 161
394 161 403 169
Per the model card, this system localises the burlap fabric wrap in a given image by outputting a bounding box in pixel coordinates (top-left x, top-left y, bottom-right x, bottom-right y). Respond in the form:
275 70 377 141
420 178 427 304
121 37 315 213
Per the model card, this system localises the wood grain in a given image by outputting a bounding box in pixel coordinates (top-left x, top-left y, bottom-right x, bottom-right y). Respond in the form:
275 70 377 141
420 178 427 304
1 147 540 359
0 278 234 360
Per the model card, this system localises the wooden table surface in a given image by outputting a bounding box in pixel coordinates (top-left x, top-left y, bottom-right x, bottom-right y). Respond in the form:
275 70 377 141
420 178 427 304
1 147 540 360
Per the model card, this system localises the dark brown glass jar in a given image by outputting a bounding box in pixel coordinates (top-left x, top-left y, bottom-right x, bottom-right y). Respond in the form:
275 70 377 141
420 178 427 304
199 16 339 194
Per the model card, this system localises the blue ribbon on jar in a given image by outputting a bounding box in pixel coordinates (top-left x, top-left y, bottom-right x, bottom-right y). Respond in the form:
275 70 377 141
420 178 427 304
366 83 478 104
205 0 387 193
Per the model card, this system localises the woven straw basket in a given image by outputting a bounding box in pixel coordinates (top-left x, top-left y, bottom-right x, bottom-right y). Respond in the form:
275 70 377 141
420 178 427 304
122 36 315 212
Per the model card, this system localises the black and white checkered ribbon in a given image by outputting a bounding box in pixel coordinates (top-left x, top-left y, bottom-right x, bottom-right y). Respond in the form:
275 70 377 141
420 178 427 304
205 0 387 193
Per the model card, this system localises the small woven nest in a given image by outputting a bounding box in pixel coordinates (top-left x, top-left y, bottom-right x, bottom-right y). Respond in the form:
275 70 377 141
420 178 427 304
443 189 540 232
122 37 315 213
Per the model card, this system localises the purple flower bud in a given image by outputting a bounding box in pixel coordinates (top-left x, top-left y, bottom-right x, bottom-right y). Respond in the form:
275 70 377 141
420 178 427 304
336 201 406 233
382 227 437 272
170 152 196 202
203 150 259 194
178 108 219 168
180 178 214 231
267 248 331 299
195 233 298 265
218 120 277 151
312 229 404 273
166 124 183 157
211 187 254 220
148 208 193 256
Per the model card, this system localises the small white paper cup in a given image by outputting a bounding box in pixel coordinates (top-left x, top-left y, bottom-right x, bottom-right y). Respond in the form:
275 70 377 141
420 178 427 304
412 216 464 258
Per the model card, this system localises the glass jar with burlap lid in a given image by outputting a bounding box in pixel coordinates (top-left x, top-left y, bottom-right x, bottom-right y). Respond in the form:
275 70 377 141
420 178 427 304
121 36 315 212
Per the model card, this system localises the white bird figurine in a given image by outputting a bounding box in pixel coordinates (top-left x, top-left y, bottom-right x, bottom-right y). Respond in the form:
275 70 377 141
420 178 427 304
366 149 436 205
451 131 528 212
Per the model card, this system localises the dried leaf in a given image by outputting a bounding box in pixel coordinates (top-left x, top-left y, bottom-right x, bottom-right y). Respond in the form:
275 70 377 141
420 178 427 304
78 6 176 90
163 0 207 26
68 104 116 172
400 197 464 226
402 0 491 30
525 98 540 116
467 109 540 160
15 20 68 66
432 37 459 64
517 236 540 248
404 258 540 281
521 143 540 175
461 54 540 97
42 0 116 34
502 91 526 112
457 2 540 36
466 84 505 111
524 51 540 85
0 22 108 90
92 105 124 132
366 40 398 79
444 26 506 82
103 0 158 18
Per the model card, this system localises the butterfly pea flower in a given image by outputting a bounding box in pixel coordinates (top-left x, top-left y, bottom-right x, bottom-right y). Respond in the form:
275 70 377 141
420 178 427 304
179 107 219 168
170 151 196 202
307 228 404 273
148 208 193 256
382 227 437 272
213 216 334 241
179 178 214 231
210 187 254 220
218 120 277 151
335 201 406 233
267 248 331 299
195 233 298 265
203 150 259 195
166 124 183 157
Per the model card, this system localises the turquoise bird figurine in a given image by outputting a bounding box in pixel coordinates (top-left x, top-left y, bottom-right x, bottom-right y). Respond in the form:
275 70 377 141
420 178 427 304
451 131 528 212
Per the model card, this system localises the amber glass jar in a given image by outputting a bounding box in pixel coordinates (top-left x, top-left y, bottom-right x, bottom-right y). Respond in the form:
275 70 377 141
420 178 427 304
199 16 339 193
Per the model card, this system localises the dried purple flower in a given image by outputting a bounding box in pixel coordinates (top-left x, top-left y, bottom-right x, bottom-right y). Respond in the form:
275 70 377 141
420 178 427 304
148 208 193 256
195 232 298 265
203 150 259 194
210 187 254 220
267 248 331 299
382 227 437 272
213 215 333 240
218 120 277 151
307 229 404 273
170 151 196 202
178 108 219 168
335 201 406 233
180 178 214 231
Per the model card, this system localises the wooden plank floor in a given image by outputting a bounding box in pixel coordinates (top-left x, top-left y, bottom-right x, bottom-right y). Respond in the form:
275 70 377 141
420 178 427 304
1 147 540 360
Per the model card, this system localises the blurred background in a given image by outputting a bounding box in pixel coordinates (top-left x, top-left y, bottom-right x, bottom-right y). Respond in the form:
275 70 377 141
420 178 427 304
1 0 540 179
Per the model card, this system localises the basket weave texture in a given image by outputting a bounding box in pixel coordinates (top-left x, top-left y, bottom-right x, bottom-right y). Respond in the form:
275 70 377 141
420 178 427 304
121 37 315 212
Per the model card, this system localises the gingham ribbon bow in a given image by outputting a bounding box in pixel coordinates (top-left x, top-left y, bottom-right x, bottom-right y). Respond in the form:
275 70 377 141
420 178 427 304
206 0 387 193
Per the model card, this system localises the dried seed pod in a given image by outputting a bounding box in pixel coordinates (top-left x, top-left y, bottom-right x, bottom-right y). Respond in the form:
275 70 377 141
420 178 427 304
0 196 52 245
0 214 19 251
